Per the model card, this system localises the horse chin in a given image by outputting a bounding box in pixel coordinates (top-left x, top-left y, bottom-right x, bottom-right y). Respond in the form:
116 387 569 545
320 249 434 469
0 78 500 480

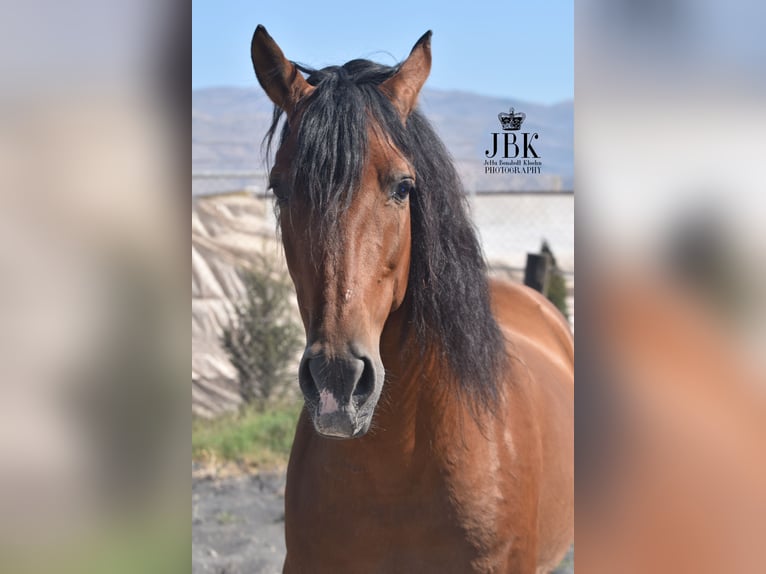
314 424 371 441
309 405 375 440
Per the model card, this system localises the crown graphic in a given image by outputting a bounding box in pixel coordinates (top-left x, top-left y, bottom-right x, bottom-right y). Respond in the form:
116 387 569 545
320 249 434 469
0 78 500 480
498 107 526 131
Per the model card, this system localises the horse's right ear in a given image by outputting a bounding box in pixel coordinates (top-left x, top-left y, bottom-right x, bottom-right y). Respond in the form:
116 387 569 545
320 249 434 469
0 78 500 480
251 25 314 115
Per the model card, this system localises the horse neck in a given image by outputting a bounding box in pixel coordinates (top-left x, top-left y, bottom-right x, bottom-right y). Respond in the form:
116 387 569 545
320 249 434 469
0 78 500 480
319 299 484 491
368 299 456 451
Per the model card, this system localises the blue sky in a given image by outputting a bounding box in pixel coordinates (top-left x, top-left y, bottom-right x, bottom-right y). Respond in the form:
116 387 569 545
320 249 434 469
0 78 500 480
193 0 573 104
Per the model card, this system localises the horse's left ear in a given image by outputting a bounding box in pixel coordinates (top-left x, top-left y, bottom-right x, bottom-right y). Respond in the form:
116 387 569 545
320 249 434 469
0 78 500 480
380 31 432 120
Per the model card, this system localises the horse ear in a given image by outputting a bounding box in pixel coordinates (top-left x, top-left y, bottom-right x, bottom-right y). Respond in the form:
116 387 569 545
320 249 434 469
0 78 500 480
251 25 314 115
380 31 432 120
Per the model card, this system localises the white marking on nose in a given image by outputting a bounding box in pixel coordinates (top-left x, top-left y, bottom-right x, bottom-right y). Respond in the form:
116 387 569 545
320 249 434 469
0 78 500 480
344 289 353 302
318 389 339 415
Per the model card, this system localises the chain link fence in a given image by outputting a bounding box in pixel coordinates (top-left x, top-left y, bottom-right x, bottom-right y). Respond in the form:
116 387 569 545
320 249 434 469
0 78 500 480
468 190 573 276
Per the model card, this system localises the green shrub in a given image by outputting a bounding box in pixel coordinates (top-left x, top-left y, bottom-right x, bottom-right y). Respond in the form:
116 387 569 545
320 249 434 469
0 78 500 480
221 255 303 409
541 240 570 321
546 268 569 320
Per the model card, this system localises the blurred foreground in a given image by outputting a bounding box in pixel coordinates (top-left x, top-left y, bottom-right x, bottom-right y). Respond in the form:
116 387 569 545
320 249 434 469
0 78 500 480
577 1 766 572
0 0 188 572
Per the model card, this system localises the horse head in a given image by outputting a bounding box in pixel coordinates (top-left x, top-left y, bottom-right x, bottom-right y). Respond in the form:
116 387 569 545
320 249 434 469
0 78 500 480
251 26 431 438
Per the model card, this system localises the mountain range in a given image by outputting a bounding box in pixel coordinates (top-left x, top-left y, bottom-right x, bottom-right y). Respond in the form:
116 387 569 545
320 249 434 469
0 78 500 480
193 86 573 192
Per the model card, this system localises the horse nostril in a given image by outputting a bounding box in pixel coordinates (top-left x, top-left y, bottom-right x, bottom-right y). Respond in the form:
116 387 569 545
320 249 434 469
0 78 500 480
299 355 320 403
352 356 375 404
300 352 377 409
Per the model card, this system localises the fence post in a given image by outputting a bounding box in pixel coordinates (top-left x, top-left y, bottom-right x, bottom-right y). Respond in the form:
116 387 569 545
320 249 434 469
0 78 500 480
524 253 551 295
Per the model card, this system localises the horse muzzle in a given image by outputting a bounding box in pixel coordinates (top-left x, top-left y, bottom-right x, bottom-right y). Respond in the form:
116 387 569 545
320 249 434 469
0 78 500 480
298 349 382 439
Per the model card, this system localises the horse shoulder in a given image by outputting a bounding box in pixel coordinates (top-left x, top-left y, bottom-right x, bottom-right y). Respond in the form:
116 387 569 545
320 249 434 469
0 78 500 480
489 278 573 379
489 278 574 571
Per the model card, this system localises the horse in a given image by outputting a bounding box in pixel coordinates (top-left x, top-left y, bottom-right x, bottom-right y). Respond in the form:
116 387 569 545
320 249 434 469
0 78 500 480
250 25 574 573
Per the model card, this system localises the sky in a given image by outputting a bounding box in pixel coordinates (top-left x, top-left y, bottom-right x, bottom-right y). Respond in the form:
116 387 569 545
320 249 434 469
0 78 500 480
192 0 573 104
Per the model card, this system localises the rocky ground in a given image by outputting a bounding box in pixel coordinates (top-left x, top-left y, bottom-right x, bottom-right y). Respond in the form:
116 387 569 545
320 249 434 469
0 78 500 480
193 471 287 574
192 469 574 574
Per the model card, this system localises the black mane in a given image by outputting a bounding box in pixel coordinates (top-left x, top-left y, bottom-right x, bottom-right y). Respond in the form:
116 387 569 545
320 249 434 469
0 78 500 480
264 58 508 411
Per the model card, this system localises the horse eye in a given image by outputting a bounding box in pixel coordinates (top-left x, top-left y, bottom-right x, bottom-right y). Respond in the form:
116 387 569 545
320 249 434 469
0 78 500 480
270 179 287 202
393 179 414 202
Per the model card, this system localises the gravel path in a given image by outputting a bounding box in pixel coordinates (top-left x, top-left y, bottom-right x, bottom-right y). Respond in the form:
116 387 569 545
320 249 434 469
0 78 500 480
192 470 573 573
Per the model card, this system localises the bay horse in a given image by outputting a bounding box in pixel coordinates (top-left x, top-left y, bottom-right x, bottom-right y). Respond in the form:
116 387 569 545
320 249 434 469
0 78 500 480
250 25 574 573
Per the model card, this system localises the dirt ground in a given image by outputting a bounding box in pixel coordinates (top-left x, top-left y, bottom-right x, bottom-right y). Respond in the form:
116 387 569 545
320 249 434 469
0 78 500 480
192 469 574 574
193 471 287 574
